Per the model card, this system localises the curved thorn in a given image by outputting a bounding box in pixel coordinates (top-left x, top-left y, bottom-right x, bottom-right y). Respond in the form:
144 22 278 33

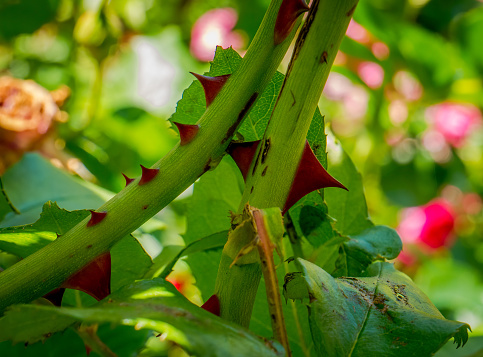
122 173 135 186
87 211 107 227
228 141 261 181
173 122 200 146
283 141 347 214
139 165 159 186
62 252 111 301
274 0 310 45
190 72 230 107
201 294 220 316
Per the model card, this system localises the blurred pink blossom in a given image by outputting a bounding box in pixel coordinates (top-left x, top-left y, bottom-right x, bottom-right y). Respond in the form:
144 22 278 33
346 20 370 44
388 99 408 126
421 130 452 163
371 42 389 60
357 61 384 89
190 8 245 62
324 72 369 121
393 71 423 101
425 102 482 148
397 199 455 265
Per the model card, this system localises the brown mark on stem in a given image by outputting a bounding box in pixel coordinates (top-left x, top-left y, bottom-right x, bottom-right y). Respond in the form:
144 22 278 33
320 51 328 64
290 90 296 107
221 93 258 145
261 138 271 164
262 166 268 176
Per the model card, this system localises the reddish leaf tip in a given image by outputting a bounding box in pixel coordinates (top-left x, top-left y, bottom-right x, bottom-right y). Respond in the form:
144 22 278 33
283 141 347 214
122 173 135 186
173 122 200 146
201 294 220 316
228 141 261 181
274 0 310 45
190 72 230 106
139 165 159 186
87 210 107 227
62 252 111 301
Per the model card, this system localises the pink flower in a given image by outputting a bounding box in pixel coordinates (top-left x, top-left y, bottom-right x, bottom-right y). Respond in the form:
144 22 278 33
425 102 482 147
346 20 370 44
393 71 423 101
397 199 455 252
396 199 456 267
397 199 456 257
357 61 384 89
190 8 245 62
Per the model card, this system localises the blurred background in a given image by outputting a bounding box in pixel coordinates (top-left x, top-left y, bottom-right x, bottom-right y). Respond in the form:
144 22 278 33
1 0 483 355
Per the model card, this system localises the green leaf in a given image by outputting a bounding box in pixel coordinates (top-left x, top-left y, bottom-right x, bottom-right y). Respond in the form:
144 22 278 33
0 178 18 223
0 154 109 227
183 157 242 245
325 132 373 236
285 259 471 357
0 201 152 295
0 201 88 258
170 46 325 143
0 279 284 357
158 230 228 279
182 157 242 300
333 225 403 277
0 0 60 39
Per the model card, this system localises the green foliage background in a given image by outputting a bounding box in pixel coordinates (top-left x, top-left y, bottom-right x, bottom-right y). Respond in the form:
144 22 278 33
1 0 483 356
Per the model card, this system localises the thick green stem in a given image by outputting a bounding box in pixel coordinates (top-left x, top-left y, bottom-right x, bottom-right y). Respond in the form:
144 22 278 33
0 0 296 314
215 0 358 333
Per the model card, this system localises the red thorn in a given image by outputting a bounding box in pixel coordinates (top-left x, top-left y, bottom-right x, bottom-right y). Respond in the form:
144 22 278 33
190 72 230 107
122 173 135 186
201 294 220 316
139 165 159 185
283 141 347 214
62 252 111 301
87 211 107 227
85 344 92 356
173 122 200 146
228 141 261 180
43 288 66 306
274 0 310 45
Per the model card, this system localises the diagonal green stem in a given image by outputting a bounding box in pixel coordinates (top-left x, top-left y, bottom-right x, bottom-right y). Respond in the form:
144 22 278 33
214 0 358 338
0 0 298 314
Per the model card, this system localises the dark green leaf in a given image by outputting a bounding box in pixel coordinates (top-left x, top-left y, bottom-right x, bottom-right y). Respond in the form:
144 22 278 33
333 225 402 277
159 230 228 279
0 279 284 357
285 259 471 357
0 201 152 295
325 133 373 236
0 177 18 223
0 154 108 227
